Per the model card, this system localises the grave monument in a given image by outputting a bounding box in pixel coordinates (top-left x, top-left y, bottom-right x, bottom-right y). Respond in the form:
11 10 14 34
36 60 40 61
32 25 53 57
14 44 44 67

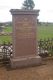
10 9 41 68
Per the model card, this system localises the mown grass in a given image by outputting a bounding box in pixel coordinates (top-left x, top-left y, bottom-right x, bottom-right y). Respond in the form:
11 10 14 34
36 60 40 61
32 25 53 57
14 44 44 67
0 24 53 44
0 26 12 44
37 24 53 40
0 35 12 44
4 26 12 33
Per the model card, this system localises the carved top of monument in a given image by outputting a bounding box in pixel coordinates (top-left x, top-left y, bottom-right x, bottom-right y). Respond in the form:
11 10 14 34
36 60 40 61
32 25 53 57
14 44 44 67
10 9 39 16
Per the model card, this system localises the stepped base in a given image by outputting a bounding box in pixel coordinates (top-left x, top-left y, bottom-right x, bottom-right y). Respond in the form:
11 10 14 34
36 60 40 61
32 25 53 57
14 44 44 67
10 56 42 68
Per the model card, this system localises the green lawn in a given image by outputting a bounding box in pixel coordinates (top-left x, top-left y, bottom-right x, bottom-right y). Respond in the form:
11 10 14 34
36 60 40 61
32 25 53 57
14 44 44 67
0 24 53 44
0 35 12 44
0 26 12 44
4 26 12 33
37 24 53 40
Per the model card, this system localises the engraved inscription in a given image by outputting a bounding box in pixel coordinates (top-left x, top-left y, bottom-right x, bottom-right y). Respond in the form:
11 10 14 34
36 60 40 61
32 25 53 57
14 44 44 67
15 22 35 38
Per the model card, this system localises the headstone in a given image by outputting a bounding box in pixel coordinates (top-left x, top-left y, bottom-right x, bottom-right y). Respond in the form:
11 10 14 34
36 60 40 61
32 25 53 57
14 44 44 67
10 9 41 68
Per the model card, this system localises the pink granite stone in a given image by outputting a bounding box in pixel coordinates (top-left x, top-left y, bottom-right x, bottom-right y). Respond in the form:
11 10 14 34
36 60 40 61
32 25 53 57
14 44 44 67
10 9 41 68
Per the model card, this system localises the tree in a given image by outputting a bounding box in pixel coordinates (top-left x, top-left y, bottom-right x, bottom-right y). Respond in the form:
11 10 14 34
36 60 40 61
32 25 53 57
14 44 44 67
22 0 35 10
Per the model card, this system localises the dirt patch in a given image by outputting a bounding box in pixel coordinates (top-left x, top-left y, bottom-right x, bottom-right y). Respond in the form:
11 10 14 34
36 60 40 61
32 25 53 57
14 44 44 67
0 60 53 80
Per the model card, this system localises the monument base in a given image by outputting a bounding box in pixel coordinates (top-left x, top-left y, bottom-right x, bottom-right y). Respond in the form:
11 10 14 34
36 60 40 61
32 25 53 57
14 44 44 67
10 55 42 68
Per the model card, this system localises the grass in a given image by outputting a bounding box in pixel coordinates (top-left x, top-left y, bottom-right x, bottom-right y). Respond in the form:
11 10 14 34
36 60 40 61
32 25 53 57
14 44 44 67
0 24 53 44
4 26 12 33
0 35 12 44
37 24 53 40
0 26 12 44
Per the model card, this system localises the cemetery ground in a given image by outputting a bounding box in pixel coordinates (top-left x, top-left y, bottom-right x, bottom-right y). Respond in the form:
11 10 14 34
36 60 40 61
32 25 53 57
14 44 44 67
0 24 53 44
0 59 53 80
0 23 53 80
38 24 53 39
0 26 12 44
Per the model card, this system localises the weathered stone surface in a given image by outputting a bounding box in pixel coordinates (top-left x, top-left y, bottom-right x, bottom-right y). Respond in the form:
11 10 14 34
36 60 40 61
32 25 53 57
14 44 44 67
10 9 41 68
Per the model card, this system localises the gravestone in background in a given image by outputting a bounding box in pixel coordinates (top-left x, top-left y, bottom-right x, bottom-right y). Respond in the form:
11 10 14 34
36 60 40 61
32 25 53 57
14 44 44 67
10 9 41 68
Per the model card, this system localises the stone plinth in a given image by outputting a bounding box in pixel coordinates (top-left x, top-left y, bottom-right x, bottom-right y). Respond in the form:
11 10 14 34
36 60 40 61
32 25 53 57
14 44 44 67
10 9 41 68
